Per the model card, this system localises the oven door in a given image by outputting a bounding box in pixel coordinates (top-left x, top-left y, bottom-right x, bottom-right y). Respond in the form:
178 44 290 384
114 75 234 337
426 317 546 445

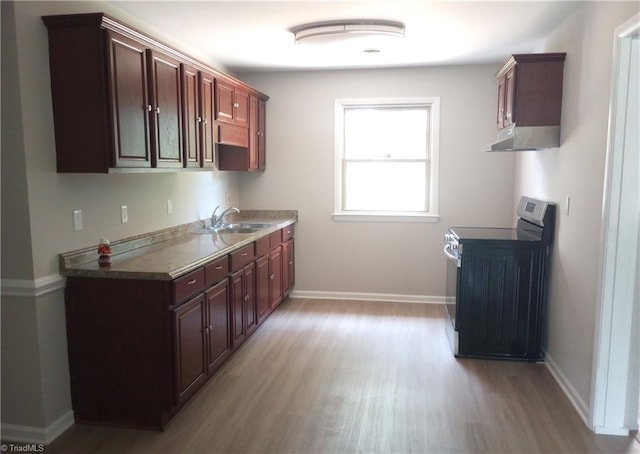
443 241 460 331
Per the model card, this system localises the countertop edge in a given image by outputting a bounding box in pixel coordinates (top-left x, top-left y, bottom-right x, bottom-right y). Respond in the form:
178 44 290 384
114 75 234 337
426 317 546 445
60 211 297 281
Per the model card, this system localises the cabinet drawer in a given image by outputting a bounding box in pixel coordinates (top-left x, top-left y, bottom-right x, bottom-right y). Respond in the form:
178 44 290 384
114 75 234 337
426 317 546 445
255 236 270 257
173 268 206 303
230 243 255 271
269 230 282 249
282 225 294 241
205 256 229 286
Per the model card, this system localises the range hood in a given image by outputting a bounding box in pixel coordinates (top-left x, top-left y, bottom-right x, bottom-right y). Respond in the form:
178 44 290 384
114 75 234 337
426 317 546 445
484 124 561 152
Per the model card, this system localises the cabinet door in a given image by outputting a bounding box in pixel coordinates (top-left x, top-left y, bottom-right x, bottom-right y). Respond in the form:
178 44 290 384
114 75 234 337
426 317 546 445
215 79 235 123
230 269 246 348
205 279 232 374
244 262 258 336
258 98 266 170
504 67 516 127
255 254 271 324
148 50 183 168
234 87 249 126
173 294 207 405
269 246 283 309
282 239 295 296
181 64 200 168
497 74 506 129
200 72 216 168
106 32 152 168
249 95 259 170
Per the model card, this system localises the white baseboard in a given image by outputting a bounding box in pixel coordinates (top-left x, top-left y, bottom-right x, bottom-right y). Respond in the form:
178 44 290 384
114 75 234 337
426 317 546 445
1 410 74 444
289 290 445 304
544 351 591 430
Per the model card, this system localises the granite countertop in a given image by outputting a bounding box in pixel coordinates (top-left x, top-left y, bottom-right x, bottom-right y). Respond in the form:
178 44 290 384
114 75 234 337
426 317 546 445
59 210 297 281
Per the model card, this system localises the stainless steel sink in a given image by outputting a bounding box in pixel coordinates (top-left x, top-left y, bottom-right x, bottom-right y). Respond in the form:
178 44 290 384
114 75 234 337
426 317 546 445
193 222 271 234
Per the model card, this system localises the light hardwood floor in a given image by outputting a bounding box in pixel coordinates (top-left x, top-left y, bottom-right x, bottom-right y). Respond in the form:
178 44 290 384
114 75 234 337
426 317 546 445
44 298 640 453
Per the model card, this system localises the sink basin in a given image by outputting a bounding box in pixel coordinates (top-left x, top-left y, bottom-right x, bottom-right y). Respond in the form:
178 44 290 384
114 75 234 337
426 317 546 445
193 222 271 234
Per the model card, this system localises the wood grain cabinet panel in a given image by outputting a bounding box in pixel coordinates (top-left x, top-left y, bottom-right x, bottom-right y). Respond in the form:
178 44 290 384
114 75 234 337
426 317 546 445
173 294 208 405
148 50 183 168
205 279 232 374
107 31 152 168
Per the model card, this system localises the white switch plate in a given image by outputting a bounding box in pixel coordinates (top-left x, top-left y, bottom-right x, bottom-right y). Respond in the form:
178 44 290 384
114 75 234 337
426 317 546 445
73 209 83 231
565 196 571 216
167 199 173 214
225 192 232 205
121 205 128 224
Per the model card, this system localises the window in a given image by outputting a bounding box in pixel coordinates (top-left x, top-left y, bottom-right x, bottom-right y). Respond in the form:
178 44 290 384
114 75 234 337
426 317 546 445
333 97 440 222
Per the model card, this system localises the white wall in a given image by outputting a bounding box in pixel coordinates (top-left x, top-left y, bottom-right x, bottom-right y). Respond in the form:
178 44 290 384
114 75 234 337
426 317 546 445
513 1 640 414
0 0 240 438
239 66 516 299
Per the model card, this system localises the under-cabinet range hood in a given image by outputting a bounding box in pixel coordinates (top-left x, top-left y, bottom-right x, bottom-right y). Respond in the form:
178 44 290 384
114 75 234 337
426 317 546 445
484 124 561 152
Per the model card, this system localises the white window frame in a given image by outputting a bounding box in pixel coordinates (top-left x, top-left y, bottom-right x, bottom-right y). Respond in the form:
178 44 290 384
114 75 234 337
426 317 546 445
333 97 440 223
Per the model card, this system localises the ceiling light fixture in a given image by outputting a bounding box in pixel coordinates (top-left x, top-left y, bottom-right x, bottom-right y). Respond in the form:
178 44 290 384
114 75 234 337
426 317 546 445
291 20 405 44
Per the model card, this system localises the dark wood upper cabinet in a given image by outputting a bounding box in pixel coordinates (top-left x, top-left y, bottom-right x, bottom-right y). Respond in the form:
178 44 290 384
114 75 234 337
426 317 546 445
42 13 267 173
148 50 183 168
106 32 152 168
181 64 200 168
200 72 216 168
496 53 566 130
215 79 249 126
181 65 216 168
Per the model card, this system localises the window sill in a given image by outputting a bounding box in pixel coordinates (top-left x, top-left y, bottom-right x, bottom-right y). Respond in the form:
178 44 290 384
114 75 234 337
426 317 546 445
332 212 440 223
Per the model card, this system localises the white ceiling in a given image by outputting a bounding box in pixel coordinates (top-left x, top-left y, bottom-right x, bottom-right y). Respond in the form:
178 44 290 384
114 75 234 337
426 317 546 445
109 1 581 72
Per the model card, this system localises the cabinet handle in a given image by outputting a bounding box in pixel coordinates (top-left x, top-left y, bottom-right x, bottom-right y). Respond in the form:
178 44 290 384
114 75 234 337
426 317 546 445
289 261 293 265
241 252 248 257
270 274 274 280
204 327 209 334
156 107 160 114
187 278 197 285
203 118 208 124
147 105 153 112
197 116 202 123
215 265 223 270
209 324 213 330
233 102 239 108
286 230 291 234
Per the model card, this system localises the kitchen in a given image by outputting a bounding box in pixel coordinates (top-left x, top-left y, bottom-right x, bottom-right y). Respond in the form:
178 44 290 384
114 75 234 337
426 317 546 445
1 0 639 452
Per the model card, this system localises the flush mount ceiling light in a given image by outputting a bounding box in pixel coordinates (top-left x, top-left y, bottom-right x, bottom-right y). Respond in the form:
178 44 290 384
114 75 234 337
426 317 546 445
291 20 405 44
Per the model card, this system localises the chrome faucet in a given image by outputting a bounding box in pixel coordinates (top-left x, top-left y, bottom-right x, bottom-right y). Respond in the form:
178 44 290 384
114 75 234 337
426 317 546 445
211 205 240 227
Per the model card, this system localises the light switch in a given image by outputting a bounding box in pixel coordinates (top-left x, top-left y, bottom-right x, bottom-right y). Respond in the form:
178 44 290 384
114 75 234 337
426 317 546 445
73 209 83 231
167 199 173 214
121 205 128 224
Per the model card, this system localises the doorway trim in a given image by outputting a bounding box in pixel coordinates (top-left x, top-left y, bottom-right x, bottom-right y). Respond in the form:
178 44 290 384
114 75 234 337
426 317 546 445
590 13 640 436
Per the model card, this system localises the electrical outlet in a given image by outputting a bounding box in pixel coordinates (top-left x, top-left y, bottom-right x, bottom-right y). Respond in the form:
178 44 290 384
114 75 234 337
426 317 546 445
73 209 83 231
167 199 173 214
121 205 128 224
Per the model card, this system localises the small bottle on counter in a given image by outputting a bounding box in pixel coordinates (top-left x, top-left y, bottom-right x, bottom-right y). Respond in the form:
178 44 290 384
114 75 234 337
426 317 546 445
97 238 112 267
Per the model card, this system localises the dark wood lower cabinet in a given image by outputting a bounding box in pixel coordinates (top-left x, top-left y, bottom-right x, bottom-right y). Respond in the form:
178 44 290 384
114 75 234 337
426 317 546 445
63 224 294 429
231 263 257 349
173 294 207 406
255 254 271 324
205 279 232 374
